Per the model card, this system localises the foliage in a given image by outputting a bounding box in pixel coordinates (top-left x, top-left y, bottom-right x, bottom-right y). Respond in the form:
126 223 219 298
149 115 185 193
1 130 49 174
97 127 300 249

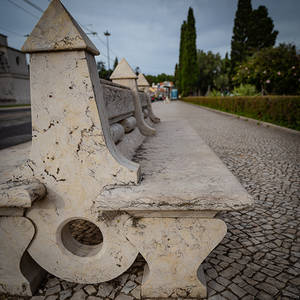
248 6 278 54
196 50 230 95
231 0 252 69
233 44 300 95
233 84 258 96
231 0 277 69
97 61 112 80
207 89 223 97
176 7 198 96
181 7 198 96
182 96 300 130
113 57 118 70
176 21 187 93
145 73 175 85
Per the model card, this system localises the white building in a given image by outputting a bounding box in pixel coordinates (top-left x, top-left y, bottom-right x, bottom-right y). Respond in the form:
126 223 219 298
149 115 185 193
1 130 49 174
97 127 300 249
0 34 30 105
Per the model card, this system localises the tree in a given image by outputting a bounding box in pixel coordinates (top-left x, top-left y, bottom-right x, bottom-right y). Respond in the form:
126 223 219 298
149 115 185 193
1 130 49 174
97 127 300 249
196 50 223 95
231 0 252 69
181 7 198 96
135 66 140 76
97 61 112 80
177 21 187 93
248 6 278 54
113 57 118 70
233 44 300 95
145 73 175 85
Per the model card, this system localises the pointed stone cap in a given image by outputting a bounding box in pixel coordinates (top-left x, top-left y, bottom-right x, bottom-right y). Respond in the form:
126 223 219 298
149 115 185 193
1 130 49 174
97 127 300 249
22 0 99 55
110 58 137 80
137 73 150 87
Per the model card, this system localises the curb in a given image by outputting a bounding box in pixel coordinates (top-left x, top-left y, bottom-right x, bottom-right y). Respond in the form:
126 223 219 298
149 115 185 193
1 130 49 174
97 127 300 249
182 101 300 135
0 106 31 112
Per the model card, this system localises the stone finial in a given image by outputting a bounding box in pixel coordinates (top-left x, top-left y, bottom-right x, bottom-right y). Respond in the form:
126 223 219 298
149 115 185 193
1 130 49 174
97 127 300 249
110 58 137 80
137 73 150 88
22 0 99 55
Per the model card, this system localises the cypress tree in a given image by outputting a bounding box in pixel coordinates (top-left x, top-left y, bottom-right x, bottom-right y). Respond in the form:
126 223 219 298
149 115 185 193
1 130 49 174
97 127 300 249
177 21 187 94
113 57 118 70
247 6 278 54
230 0 252 69
181 7 198 96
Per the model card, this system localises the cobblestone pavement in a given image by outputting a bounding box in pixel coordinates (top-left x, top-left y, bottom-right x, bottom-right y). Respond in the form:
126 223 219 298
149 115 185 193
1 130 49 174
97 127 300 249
1 101 299 300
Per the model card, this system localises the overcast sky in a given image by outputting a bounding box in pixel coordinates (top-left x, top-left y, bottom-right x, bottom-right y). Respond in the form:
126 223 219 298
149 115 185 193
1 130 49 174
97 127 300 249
1 0 299 75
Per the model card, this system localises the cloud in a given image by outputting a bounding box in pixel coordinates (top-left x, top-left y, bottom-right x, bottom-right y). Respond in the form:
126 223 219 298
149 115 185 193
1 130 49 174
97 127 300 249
0 0 299 75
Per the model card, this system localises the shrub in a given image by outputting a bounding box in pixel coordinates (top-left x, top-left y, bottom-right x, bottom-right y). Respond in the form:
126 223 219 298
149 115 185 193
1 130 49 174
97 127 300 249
232 44 300 95
208 89 223 97
182 96 300 130
233 84 258 96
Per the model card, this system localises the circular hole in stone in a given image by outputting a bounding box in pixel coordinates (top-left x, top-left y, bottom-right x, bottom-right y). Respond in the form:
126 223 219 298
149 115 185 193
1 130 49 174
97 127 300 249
61 219 103 257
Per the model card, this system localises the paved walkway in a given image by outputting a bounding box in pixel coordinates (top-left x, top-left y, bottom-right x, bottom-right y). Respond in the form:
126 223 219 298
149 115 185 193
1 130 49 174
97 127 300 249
1 101 299 300
161 102 300 300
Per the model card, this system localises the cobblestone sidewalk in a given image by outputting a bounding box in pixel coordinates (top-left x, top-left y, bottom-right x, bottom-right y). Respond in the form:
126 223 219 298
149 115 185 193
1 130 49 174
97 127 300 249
1 102 299 300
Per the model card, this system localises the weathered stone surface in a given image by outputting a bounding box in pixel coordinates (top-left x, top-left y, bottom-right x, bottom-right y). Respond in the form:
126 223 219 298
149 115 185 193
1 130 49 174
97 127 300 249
22 0 99 55
0 141 30 184
0 179 46 208
120 117 136 133
136 73 149 88
0 217 45 296
110 58 137 80
97 120 253 213
101 79 135 123
110 59 156 136
21 0 139 284
124 217 227 299
110 123 125 143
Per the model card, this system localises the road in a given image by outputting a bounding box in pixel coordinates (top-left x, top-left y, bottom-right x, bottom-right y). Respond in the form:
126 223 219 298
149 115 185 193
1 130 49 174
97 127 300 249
0 107 31 150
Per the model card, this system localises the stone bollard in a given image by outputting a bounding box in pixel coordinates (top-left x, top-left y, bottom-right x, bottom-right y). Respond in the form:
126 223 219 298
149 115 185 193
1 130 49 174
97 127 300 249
137 73 160 123
20 0 139 283
110 59 156 135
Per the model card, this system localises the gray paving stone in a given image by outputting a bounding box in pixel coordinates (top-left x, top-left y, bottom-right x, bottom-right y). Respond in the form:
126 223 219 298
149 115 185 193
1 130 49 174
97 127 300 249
59 289 72 300
255 291 273 300
256 283 279 296
115 294 133 300
219 267 240 279
222 290 238 300
45 285 61 296
84 286 97 296
46 296 58 300
70 290 86 300
207 280 225 293
97 283 114 298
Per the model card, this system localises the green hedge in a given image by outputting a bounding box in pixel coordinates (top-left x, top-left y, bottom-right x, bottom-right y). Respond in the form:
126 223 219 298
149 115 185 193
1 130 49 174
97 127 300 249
182 96 300 131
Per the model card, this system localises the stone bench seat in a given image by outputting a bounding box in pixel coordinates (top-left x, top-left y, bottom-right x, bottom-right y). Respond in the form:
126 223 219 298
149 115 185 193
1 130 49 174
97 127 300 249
0 1 253 299
98 119 252 216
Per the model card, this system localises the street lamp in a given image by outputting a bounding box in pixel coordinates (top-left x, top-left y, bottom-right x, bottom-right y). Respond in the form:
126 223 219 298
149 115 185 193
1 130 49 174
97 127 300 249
104 30 111 70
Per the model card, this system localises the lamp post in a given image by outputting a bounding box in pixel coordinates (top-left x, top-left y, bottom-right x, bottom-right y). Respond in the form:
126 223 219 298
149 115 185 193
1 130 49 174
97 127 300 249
104 30 111 70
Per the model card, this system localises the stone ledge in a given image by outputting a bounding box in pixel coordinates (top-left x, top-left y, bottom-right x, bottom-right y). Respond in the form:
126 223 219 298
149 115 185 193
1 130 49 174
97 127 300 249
97 120 253 213
0 179 46 208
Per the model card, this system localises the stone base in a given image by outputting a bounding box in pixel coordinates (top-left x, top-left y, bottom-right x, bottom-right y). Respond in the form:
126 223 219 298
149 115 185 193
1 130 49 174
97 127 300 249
124 217 227 299
0 217 46 296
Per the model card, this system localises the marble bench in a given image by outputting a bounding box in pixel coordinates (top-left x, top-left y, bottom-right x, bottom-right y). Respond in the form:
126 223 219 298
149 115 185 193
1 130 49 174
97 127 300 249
0 0 253 298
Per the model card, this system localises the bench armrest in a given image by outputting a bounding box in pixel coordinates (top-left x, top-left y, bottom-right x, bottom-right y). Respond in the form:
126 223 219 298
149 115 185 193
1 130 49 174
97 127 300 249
0 179 46 208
